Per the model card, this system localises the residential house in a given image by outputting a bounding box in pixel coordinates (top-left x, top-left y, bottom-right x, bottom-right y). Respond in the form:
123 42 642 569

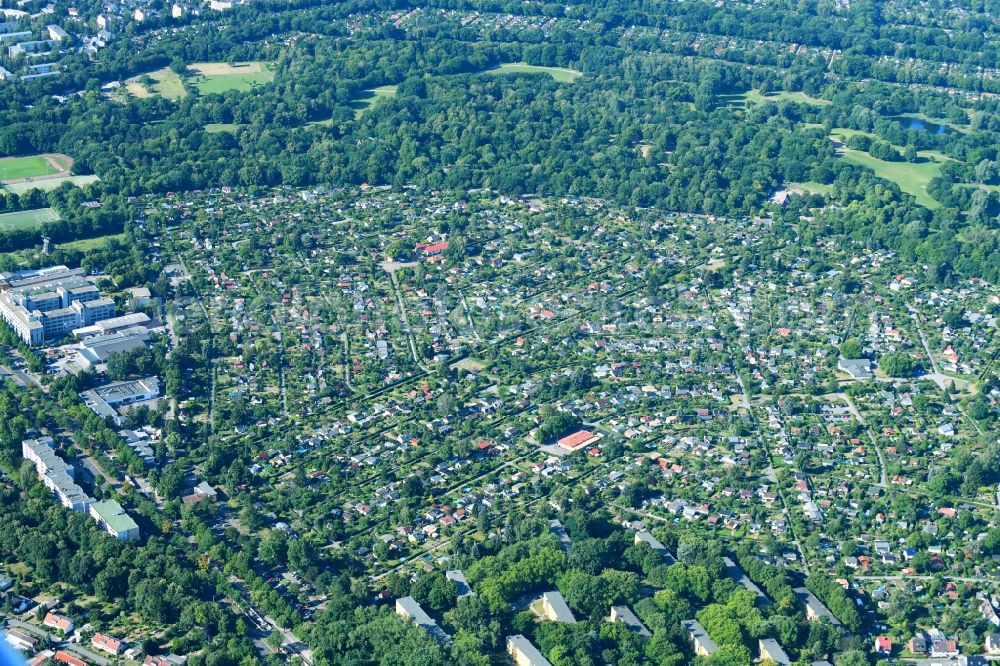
43 612 74 634
92 633 124 655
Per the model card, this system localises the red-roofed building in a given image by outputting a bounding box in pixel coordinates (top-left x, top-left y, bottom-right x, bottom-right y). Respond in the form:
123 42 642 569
91 633 124 655
54 651 87 666
557 430 601 452
43 612 74 633
416 241 449 256
875 636 892 654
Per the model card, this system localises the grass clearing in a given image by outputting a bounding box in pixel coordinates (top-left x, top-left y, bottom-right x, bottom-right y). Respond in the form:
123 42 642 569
205 123 242 133
351 85 398 119
786 181 835 195
485 62 583 83
4 174 99 194
719 89 829 109
838 148 941 208
0 207 60 232
0 155 60 181
58 233 126 251
742 89 830 106
124 67 188 100
189 62 274 95
124 62 273 100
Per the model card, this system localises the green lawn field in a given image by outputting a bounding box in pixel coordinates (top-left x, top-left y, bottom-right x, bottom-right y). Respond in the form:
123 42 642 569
125 62 273 100
838 148 941 208
719 89 830 109
485 62 583 83
786 181 835 195
351 85 398 119
124 67 188 100
0 156 60 182
58 233 126 251
190 62 274 95
0 207 60 232
742 90 830 106
205 123 242 133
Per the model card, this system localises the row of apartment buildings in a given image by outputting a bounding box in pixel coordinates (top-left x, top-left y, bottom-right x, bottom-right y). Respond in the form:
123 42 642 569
22 436 140 541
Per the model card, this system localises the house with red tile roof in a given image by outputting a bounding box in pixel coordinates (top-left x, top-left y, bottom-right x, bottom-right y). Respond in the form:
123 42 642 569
91 633 124 655
43 611 75 633
54 651 87 666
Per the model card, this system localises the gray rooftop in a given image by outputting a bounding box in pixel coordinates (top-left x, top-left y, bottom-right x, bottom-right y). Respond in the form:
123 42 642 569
723 556 771 606
542 591 576 623
682 619 717 654
445 570 473 597
507 635 552 666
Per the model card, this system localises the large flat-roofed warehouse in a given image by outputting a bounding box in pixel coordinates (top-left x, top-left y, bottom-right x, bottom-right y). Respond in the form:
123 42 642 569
74 326 150 369
80 376 160 426
0 265 116 345
73 312 151 339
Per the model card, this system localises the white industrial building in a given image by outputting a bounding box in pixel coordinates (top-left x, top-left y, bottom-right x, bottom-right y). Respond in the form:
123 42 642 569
0 266 116 345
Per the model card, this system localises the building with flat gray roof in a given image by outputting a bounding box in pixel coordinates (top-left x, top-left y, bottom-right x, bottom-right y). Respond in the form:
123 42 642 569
759 638 791 665
723 556 771 607
0 30 32 43
23 437 139 539
75 326 150 368
609 605 651 638
548 519 572 549
507 635 552 666
80 377 160 426
634 530 677 563
22 437 90 512
73 312 151 338
445 570 473 597
793 587 841 625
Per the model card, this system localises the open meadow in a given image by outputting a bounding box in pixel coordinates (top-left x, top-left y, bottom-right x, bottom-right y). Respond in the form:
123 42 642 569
189 62 274 94
124 62 273 100
351 85 398 118
484 62 583 82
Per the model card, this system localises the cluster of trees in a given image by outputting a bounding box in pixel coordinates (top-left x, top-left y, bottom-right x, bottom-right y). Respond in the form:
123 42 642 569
804 574 862 633
0 0 996 282
877 352 919 378
0 382 269 665
536 410 582 444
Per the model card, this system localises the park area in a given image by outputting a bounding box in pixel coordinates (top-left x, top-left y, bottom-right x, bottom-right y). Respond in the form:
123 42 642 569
188 62 274 94
0 207 60 232
485 62 583 82
124 62 274 100
350 85 398 118
0 154 73 183
828 128 945 208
